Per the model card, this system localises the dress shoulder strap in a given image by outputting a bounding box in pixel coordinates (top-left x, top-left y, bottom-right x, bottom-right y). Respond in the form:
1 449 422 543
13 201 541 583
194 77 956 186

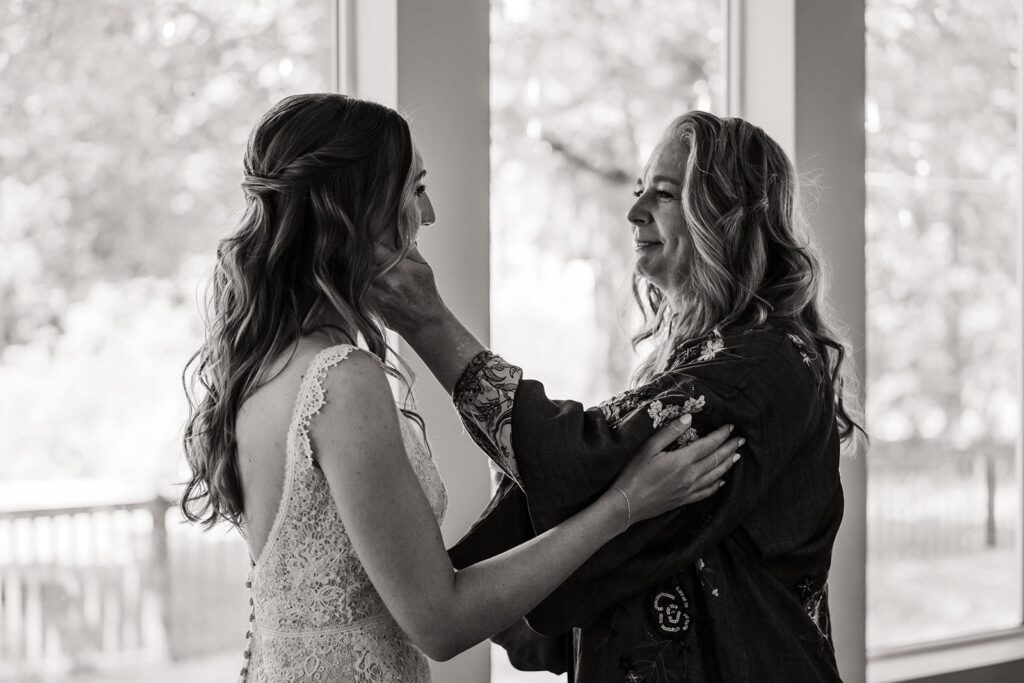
289 344 358 470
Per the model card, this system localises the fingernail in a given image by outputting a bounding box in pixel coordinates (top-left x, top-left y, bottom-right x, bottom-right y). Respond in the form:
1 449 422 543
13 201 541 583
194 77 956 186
732 453 741 462
679 414 692 426
727 424 734 433
718 481 726 488
737 438 745 446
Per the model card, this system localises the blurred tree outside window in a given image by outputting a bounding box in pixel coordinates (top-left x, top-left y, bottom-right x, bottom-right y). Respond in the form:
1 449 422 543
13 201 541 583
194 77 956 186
865 0 1023 650
6 0 1020 678
489 0 723 679
0 1 333 680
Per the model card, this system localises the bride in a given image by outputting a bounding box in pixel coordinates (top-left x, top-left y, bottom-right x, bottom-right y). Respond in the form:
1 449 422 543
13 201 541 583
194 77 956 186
179 93 743 682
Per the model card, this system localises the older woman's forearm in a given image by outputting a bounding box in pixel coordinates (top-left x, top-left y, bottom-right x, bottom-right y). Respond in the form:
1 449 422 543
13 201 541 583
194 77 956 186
401 305 486 394
400 298 526 485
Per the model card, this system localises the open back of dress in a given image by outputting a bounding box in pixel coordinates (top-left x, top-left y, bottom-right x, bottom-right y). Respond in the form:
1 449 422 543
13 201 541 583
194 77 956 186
243 345 447 683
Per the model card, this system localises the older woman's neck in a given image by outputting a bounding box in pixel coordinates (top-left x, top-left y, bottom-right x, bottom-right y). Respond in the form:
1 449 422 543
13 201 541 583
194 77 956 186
664 289 688 316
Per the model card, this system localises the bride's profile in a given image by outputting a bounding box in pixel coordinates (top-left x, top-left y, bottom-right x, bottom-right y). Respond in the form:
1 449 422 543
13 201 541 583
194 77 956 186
179 93 743 682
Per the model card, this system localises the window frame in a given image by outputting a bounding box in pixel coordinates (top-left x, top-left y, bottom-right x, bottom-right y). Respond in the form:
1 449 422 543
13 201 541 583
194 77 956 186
343 0 1024 680
859 0 1024 679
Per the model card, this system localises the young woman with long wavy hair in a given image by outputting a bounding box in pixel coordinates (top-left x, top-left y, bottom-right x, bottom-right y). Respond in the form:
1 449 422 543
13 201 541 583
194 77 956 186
374 111 865 681
180 94 742 682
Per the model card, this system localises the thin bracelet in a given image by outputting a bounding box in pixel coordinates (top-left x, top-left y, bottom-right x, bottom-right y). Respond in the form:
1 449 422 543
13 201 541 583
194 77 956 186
612 485 631 533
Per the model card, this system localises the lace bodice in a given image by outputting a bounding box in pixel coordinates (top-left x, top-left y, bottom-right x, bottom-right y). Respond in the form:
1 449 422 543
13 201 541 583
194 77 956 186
241 345 447 682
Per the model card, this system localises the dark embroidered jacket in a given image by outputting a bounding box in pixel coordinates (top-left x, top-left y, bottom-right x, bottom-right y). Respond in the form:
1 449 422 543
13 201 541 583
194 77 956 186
448 325 844 682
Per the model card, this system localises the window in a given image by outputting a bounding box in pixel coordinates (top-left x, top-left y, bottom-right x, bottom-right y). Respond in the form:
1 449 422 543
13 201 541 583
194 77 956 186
0 1 334 678
865 0 1022 650
489 0 724 678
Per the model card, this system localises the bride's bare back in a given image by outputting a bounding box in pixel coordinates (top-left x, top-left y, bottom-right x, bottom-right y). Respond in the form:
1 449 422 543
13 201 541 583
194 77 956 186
233 341 444 681
235 339 327 563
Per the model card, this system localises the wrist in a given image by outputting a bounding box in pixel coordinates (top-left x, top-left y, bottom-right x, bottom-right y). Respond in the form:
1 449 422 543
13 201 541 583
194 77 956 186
401 302 453 345
596 487 631 537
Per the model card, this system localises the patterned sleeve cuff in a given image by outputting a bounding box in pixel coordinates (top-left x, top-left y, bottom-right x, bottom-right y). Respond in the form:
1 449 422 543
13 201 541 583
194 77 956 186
453 350 525 489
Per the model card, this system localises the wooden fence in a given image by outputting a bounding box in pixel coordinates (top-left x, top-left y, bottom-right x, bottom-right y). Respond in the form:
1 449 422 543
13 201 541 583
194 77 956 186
0 498 248 680
868 446 1017 560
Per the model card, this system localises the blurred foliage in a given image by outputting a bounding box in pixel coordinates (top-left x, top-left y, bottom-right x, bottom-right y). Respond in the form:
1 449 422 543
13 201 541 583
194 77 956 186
0 0 332 481
864 0 1021 649
490 0 722 403
0 0 1019 487
0 0 1020 660
0 0 331 347
866 0 1020 449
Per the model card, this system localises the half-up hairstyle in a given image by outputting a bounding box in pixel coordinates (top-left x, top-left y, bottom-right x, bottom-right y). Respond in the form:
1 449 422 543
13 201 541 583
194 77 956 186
182 94 424 528
632 111 865 444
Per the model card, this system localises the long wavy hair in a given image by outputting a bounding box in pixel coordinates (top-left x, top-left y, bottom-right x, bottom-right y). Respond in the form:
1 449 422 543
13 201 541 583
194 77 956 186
632 111 865 443
182 94 424 528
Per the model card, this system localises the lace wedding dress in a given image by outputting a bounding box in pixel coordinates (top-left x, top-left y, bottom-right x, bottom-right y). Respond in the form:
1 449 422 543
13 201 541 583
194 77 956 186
240 345 448 682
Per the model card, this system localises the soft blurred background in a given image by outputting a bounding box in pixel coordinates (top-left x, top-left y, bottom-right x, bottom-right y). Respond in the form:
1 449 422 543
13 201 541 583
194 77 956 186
0 0 1021 680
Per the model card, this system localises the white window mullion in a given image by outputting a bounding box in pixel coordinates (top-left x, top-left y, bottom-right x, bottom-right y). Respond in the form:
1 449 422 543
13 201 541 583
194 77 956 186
1017 0 1024 638
731 2 868 680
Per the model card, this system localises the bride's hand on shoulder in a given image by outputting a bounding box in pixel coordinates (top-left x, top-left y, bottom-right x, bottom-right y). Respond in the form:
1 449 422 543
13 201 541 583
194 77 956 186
611 415 744 529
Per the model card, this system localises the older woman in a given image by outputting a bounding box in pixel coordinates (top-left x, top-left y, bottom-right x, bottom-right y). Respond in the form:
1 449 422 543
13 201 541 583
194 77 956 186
373 111 862 682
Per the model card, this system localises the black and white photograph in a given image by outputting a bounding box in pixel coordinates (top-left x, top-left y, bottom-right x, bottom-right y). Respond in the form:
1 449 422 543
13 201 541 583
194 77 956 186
0 1 1019 681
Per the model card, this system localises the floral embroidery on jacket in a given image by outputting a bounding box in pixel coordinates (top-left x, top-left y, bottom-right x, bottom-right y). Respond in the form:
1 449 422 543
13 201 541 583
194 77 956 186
698 334 726 362
650 586 691 638
453 351 524 488
681 395 706 413
620 627 685 683
797 576 831 644
695 558 720 598
786 332 815 367
600 370 708 449
647 400 682 428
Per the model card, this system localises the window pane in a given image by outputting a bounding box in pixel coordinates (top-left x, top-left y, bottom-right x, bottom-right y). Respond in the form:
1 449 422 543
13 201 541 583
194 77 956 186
489 0 723 678
866 0 1022 649
0 1 333 679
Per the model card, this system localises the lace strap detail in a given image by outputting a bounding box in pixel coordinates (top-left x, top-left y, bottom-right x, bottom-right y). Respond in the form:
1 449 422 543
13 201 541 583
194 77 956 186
290 344 358 470
252 344 357 581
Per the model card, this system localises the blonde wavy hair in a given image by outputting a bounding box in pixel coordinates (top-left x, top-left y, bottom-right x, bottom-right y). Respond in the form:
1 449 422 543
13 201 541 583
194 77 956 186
632 111 865 443
182 94 423 528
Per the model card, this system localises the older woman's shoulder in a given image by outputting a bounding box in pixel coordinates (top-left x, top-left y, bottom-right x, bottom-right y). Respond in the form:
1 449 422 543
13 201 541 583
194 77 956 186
673 324 790 368
678 324 824 397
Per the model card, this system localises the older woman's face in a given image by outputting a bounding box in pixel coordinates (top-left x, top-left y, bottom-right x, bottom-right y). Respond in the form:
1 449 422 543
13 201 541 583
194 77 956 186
627 136 691 298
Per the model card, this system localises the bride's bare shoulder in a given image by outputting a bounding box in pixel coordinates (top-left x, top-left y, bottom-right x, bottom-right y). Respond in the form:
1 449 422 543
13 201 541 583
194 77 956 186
310 347 398 428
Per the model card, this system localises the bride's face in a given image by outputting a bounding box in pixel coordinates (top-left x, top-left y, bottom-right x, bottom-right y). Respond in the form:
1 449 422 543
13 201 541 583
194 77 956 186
409 146 435 247
627 135 691 298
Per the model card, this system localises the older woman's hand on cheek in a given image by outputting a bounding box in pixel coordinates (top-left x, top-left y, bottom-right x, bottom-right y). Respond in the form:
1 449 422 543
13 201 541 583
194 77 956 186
369 244 486 394
369 244 448 337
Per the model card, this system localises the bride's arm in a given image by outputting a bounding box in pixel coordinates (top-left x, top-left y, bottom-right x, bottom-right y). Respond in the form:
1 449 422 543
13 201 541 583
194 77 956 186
313 349 739 662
